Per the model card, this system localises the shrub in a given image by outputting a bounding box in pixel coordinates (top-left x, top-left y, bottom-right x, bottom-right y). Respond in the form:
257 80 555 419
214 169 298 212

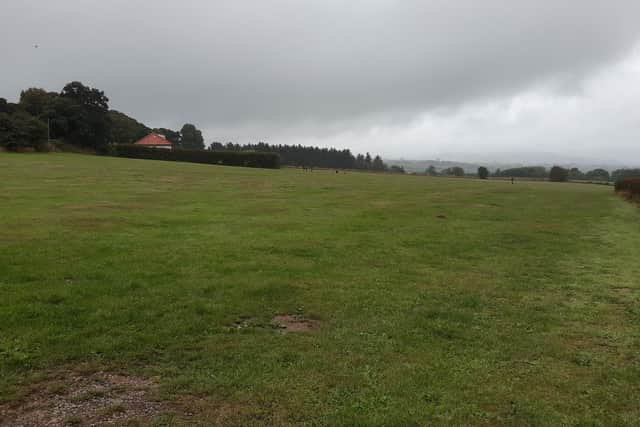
615 177 640 199
612 168 640 181
112 144 280 169
549 166 569 182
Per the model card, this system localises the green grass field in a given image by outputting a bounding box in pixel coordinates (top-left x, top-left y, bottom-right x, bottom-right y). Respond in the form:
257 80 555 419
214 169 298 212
1 153 639 426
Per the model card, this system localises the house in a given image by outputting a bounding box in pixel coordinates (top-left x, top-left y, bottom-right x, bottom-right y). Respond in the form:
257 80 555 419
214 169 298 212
133 133 173 149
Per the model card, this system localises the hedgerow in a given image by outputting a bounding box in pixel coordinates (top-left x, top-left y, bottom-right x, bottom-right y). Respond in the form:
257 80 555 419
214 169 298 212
112 144 280 169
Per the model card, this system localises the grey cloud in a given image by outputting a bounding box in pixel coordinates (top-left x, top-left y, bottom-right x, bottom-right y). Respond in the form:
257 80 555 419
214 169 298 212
2 0 640 160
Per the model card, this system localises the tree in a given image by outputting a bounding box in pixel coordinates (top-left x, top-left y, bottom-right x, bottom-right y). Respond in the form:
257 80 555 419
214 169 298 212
58 81 112 148
477 166 489 179
0 111 48 149
109 110 150 143
372 155 386 171
425 165 438 176
584 168 610 182
0 98 7 113
61 81 109 110
568 168 584 180
442 166 464 177
209 141 225 151
365 152 372 169
205 141 378 170
180 123 204 150
389 165 405 174
549 166 569 182
19 88 56 118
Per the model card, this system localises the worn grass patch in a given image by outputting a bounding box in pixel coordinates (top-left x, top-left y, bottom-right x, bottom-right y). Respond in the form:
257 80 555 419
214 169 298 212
1 153 639 425
0 369 168 426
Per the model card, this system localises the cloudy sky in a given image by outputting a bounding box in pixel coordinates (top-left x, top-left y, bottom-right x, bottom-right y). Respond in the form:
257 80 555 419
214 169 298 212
2 1 640 164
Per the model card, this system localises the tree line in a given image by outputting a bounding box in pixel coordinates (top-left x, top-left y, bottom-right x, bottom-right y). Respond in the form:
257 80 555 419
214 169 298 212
492 166 624 182
0 82 205 151
208 142 392 171
427 165 637 182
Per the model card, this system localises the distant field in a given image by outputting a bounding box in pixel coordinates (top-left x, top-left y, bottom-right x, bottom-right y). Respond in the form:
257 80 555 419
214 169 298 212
1 153 639 426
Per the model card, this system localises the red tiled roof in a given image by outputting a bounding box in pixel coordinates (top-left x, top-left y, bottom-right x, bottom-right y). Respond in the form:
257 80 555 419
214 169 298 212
134 133 172 146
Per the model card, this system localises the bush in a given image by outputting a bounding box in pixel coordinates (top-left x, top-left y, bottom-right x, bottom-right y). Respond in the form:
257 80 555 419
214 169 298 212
612 168 640 181
615 177 640 199
549 166 569 182
477 166 489 179
112 144 280 169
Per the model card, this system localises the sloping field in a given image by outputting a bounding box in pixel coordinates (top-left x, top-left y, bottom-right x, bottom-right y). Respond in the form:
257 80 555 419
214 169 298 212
1 153 639 426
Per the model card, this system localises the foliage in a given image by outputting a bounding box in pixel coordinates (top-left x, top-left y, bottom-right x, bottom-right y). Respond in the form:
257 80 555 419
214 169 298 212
19 88 57 119
57 81 112 149
109 110 150 144
549 166 569 182
425 165 438 176
0 111 47 149
180 123 204 150
614 177 640 198
209 141 386 170
114 144 280 169
568 168 584 180
497 166 547 178
584 168 610 182
372 155 386 171
477 166 489 179
441 166 465 176
60 81 109 110
612 168 640 182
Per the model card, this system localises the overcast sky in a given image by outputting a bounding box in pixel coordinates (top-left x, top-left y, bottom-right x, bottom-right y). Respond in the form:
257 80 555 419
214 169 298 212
2 1 640 164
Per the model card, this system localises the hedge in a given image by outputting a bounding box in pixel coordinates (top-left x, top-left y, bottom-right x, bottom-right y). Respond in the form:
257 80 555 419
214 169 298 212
614 177 640 199
112 144 280 169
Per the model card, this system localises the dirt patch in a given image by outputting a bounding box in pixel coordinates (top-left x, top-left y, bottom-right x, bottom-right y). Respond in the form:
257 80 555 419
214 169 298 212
0 371 168 426
271 315 320 332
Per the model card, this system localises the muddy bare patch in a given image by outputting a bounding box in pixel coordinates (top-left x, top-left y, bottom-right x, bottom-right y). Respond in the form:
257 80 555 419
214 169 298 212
0 371 168 426
271 315 320 332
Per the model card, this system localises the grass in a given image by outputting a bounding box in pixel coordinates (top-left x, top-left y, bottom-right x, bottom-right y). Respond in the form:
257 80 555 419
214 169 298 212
1 153 639 425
